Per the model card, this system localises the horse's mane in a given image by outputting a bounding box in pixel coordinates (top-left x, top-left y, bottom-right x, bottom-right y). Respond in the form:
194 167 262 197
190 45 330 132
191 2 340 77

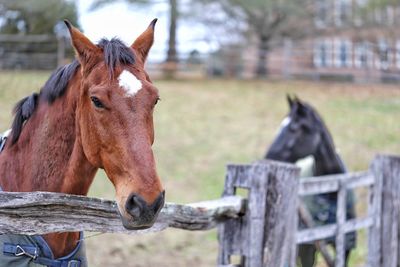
302 102 335 148
297 101 347 171
10 38 135 144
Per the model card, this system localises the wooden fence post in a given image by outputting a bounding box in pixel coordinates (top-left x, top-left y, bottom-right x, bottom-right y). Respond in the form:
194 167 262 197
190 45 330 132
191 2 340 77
217 160 299 267
262 160 300 267
57 36 66 67
369 155 400 267
335 178 347 267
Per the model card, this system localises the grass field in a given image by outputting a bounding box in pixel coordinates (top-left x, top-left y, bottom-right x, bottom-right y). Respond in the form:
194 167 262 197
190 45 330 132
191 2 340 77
0 71 399 266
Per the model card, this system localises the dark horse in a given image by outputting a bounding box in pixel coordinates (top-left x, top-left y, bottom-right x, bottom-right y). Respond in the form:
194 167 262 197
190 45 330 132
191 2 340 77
0 20 164 266
265 96 356 267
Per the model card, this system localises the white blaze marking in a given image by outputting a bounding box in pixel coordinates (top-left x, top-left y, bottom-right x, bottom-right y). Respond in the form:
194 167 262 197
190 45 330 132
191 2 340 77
118 70 142 97
276 116 291 134
280 117 291 129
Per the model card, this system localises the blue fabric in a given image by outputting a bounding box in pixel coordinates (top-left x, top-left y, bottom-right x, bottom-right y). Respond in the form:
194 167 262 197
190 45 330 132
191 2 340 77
3 243 39 258
0 186 87 267
300 192 357 249
0 232 87 267
3 242 81 266
296 158 356 250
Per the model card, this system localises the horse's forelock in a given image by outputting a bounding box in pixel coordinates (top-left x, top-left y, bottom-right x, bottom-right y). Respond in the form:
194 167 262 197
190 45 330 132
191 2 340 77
97 38 135 78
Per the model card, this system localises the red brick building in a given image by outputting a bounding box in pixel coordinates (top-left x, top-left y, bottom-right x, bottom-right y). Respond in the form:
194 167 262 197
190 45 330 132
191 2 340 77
245 0 400 82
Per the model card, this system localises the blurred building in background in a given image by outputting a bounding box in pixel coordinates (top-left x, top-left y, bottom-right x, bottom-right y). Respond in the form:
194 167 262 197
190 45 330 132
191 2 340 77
204 0 400 83
286 0 400 83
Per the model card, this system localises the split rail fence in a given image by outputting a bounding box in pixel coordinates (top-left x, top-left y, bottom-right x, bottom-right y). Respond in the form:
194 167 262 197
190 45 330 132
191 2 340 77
0 154 398 267
0 34 68 70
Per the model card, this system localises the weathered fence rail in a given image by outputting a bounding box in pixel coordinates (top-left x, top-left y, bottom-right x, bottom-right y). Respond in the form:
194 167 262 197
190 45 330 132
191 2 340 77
0 34 69 69
296 171 376 246
0 154 399 267
0 192 245 235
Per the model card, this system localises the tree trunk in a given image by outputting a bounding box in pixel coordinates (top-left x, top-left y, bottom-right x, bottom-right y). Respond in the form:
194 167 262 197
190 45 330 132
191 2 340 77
166 0 178 63
256 36 269 78
164 0 178 79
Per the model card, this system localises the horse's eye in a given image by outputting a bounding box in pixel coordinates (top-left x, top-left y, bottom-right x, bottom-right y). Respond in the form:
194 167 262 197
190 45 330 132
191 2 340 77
155 97 160 106
90 96 104 108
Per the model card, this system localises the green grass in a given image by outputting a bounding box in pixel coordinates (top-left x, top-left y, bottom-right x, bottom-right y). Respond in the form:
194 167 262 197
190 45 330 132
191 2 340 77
1 71 399 266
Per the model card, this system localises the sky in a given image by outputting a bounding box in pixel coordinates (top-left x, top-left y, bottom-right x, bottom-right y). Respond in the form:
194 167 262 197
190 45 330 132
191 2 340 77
77 0 215 62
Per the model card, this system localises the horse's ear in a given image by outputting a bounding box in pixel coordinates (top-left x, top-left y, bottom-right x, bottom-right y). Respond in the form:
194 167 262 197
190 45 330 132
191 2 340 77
293 96 308 116
131 19 157 63
64 20 100 66
286 94 294 108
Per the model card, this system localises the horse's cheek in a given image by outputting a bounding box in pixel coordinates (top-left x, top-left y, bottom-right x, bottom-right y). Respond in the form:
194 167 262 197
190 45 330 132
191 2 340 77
79 113 102 167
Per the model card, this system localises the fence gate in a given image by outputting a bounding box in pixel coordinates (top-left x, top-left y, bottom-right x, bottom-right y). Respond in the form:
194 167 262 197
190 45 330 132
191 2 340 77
218 160 299 267
294 155 400 267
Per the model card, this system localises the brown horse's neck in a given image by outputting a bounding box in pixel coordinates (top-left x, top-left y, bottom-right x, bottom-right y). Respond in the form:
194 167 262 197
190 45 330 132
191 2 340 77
0 70 98 258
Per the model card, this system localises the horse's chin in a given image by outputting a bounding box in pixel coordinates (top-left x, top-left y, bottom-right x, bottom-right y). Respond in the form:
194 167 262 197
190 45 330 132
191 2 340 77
118 211 157 230
120 218 155 230
122 223 154 230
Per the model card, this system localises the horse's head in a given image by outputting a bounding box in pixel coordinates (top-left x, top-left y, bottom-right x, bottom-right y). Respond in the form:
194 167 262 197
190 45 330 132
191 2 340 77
65 20 164 230
266 95 322 163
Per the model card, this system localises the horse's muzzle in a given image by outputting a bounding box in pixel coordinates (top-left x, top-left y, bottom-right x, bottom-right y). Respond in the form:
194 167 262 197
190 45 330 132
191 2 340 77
120 191 165 230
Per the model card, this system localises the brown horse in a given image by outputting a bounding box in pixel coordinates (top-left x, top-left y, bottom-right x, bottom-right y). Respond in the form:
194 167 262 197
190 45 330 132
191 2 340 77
0 20 164 261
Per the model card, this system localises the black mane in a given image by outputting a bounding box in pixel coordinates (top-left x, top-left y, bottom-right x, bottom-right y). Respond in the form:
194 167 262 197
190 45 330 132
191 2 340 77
10 38 135 144
41 60 80 104
299 102 336 149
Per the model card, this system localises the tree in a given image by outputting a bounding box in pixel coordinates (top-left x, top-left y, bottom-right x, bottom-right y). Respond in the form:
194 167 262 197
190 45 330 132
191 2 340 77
0 0 80 35
367 0 397 7
91 0 179 65
198 0 313 77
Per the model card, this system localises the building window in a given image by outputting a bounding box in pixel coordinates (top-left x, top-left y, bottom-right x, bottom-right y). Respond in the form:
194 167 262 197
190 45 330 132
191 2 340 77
374 8 383 24
315 0 329 28
335 0 352 26
314 39 332 68
396 41 400 69
371 6 394 25
355 42 373 69
335 39 352 68
354 0 368 26
377 39 390 70
383 6 395 25
396 6 400 25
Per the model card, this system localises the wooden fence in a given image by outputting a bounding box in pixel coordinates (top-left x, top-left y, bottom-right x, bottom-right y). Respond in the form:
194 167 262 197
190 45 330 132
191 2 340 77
0 154 398 267
0 34 69 70
294 154 400 267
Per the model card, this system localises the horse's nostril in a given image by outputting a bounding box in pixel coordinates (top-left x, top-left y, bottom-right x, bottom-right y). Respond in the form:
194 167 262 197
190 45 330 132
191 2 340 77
125 192 165 219
152 191 165 214
125 194 144 218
